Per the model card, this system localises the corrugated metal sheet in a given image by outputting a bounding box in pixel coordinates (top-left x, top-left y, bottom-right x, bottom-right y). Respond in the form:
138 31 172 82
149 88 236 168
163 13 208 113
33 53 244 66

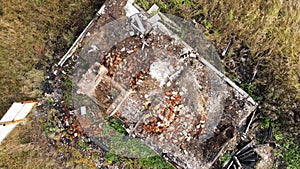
0 101 37 143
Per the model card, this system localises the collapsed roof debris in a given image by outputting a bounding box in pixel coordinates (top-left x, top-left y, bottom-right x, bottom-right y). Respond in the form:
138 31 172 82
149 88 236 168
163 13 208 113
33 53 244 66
56 0 259 168
222 141 261 169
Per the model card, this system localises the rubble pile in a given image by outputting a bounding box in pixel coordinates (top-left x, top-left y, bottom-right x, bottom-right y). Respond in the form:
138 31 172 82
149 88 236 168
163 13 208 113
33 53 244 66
39 64 106 167
67 1 259 168
39 0 261 168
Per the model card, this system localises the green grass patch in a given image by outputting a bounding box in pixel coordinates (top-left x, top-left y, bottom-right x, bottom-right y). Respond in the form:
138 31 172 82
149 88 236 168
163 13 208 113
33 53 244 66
101 122 173 168
275 138 300 169
220 152 231 165
136 0 150 10
282 140 300 169
138 156 174 169
107 118 128 135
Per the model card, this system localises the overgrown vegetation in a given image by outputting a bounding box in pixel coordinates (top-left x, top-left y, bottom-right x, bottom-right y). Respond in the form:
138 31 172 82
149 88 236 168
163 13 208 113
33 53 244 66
136 0 300 168
0 0 103 117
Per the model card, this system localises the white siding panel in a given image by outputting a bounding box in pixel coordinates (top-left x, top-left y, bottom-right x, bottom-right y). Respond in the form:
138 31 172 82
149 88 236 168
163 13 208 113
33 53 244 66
0 102 36 143
14 103 35 120
0 124 18 143
0 103 23 122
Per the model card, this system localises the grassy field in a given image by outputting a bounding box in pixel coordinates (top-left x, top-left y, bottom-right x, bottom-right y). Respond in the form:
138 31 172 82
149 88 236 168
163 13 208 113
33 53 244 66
0 115 97 169
136 0 300 168
0 0 103 117
0 119 58 169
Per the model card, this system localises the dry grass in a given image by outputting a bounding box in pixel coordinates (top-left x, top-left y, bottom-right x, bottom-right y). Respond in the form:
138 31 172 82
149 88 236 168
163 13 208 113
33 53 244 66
0 0 103 117
140 0 300 97
0 120 56 169
0 114 96 169
191 1 300 123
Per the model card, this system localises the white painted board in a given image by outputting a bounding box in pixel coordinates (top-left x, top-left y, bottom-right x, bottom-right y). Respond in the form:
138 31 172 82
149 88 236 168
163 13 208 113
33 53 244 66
0 102 36 143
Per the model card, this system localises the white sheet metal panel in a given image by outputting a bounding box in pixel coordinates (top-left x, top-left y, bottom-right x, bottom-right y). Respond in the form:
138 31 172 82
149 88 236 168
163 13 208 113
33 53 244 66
80 106 87 115
14 103 36 120
0 101 36 143
0 124 18 144
0 103 23 122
